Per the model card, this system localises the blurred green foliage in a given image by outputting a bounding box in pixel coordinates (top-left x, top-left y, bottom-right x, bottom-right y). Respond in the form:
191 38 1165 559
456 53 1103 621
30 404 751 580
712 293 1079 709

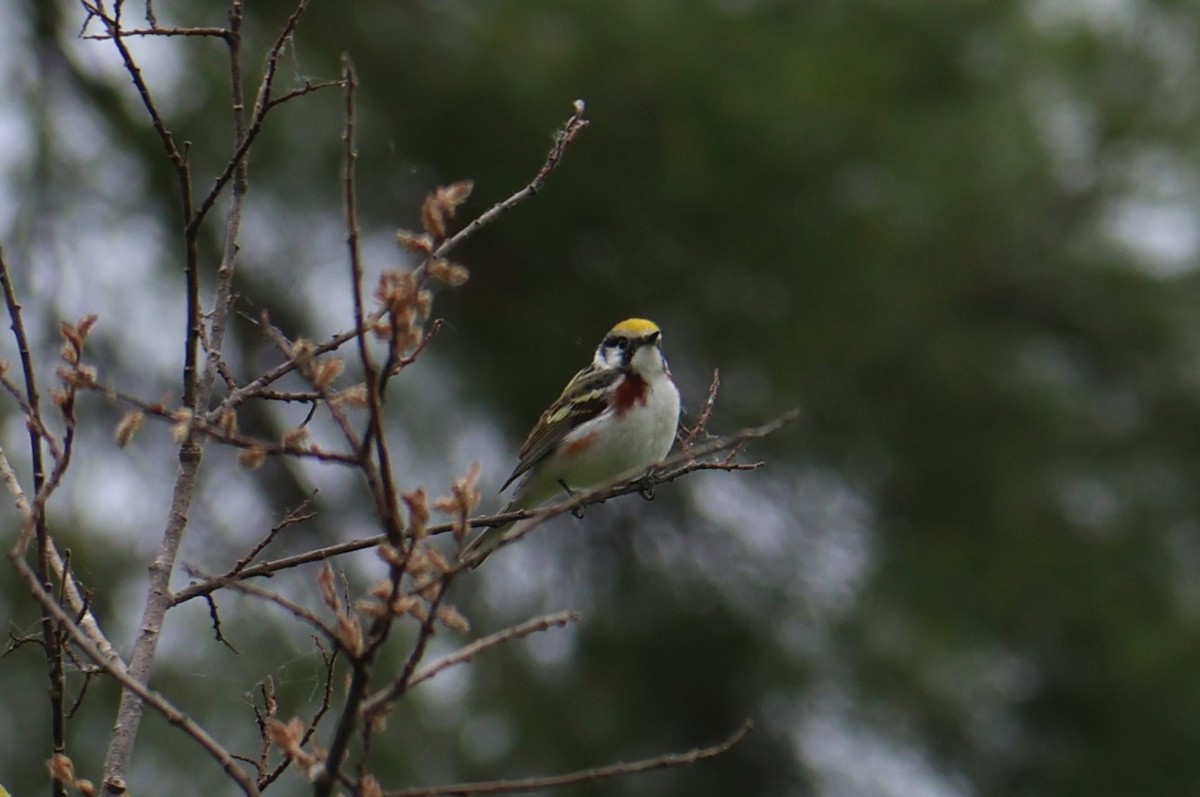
6 0 1200 795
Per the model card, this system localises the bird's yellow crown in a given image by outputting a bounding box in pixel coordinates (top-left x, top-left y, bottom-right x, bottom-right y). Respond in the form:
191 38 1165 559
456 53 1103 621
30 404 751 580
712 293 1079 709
610 318 660 337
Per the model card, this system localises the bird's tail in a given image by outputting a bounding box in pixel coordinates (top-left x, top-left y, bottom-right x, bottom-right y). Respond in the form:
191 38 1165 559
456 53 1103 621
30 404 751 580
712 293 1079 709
460 498 520 570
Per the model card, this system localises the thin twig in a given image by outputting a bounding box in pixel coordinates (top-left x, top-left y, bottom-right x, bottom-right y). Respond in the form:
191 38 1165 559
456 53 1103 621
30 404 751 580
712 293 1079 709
256 312 366 459
188 0 324 235
680 368 720 449
84 380 364 465
259 639 338 789
187 568 341 645
383 720 754 797
0 248 68 797
362 610 580 719
426 99 589 265
339 56 400 541
229 491 319 576
77 0 200 403
210 319 375 420
82 25 230 39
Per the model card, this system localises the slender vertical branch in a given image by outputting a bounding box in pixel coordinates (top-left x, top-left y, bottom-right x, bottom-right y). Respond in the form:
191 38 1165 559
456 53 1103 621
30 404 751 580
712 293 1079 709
314 59 390 797
0 248 66 797
82 0 201 403
101 2 254 791
339 57 401 539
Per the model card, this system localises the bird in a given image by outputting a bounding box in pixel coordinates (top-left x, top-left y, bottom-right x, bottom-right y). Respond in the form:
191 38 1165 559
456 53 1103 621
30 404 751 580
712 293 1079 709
462 318 681 567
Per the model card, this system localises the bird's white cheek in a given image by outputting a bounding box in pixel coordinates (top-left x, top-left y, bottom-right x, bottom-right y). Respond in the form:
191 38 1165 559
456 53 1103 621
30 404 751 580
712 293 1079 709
631 346 665 374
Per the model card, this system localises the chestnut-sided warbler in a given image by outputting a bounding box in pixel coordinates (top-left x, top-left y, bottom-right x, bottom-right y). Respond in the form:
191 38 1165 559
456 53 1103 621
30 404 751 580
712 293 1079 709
463 318 682 567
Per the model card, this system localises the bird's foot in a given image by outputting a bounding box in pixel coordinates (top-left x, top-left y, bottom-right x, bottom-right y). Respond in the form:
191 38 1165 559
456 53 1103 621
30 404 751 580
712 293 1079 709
559 480 587 518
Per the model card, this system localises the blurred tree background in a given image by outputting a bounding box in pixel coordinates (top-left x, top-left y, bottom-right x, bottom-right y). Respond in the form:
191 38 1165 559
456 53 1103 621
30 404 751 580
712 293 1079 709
4 0 1200 795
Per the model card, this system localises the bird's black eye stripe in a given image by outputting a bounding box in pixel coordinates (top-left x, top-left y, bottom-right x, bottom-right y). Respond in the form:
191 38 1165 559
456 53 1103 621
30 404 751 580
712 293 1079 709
603 335 629 350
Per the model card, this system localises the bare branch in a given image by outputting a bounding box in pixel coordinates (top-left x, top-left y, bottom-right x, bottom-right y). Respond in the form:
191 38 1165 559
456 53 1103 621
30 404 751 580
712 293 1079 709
202 594 240 653
383 720 754 797
459 409 799 567
102 0 266 785
0 247 69 796
170 409 796 602
82 25 230 39
340 57 402 543
362 610 580 721
10 549 261 796
680 368 720 449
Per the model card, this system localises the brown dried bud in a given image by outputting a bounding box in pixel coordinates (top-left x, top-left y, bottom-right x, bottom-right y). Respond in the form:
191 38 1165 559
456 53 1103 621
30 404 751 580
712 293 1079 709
311 358 345 390
289 338 316 365
417 579 441 601
402 597 429 622
386 594 418 618
337 614 363 656
169 408 193 443
420 195 447 238
427 258 470 288
453 462 483 514
424 546 451 574
360 775 383 797
219 408 238 436
366 703 392 732
76 313 99 340
237 446 269 470
317 563 338 613
371 318 393 341
265 716 317 769
396 229 434 254
333 383 369 408
354 598 388 618
114 409 145 448
403 488 429 537
282 426 310 449
416 289 433 320
368 581 394 600
57 315 98 366
436 605 470 634
439 180 474 209
376 543 405 568
48 753 75 784
77 365 97 385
